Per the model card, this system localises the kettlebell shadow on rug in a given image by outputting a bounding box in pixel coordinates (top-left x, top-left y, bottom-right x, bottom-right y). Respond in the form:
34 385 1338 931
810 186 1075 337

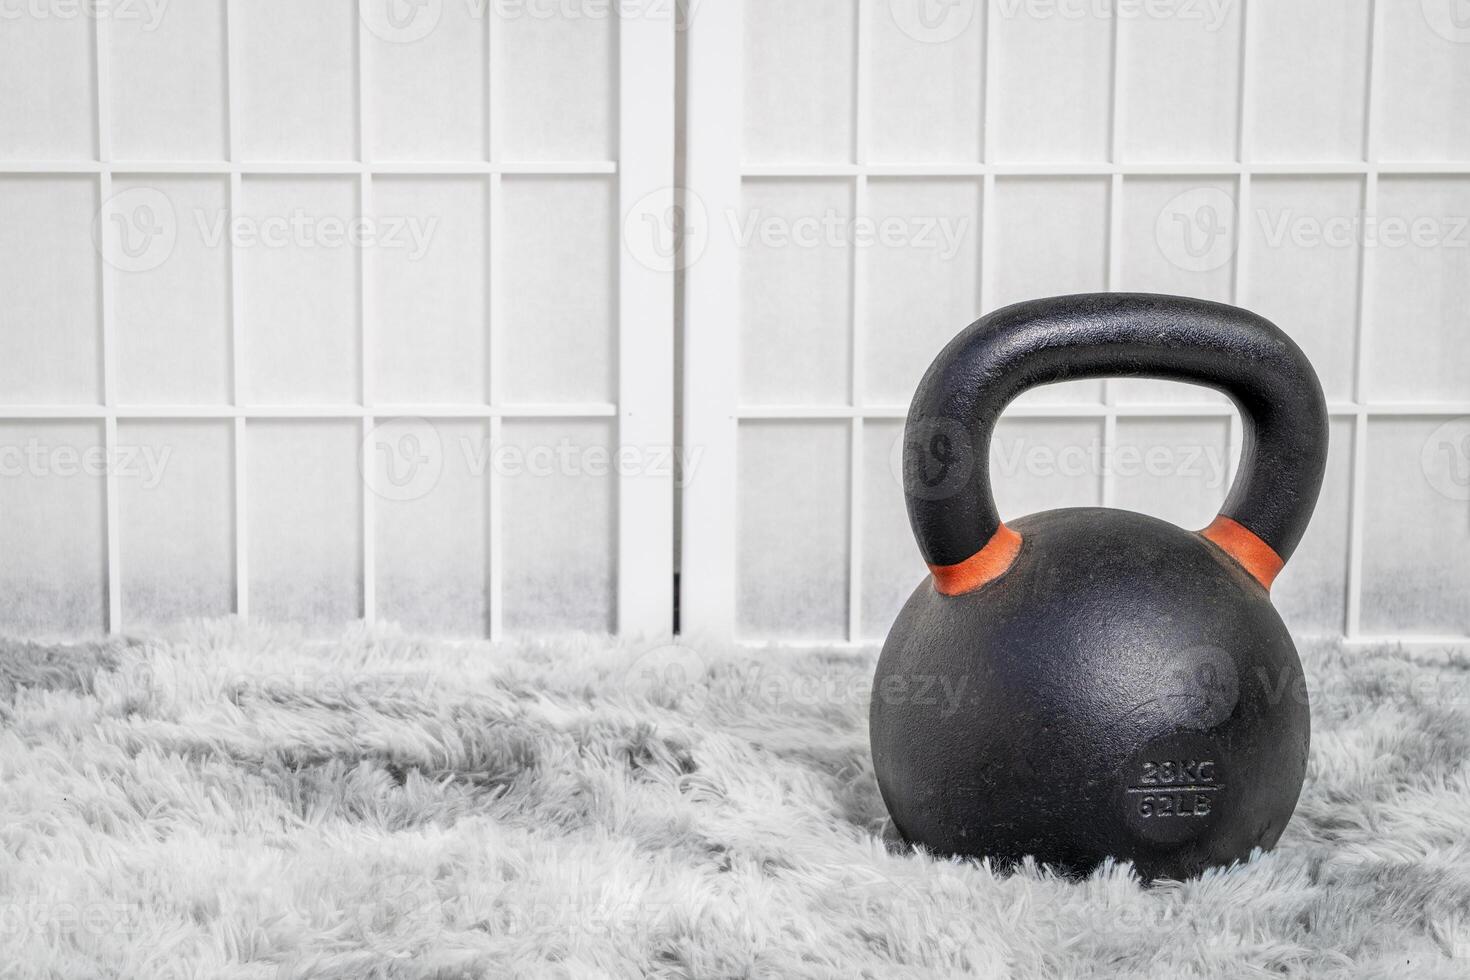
869 292 1328 882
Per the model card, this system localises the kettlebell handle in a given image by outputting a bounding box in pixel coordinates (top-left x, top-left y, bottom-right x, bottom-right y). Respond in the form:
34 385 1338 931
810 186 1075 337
905 293 1328 595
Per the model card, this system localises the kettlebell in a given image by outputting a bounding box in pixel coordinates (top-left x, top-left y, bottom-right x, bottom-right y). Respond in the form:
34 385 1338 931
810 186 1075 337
870 293 1327 881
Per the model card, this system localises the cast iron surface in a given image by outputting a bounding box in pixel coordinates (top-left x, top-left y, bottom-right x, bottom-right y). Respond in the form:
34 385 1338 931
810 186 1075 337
872 293 1327 881
872 508 1309 881
903 293 1327 566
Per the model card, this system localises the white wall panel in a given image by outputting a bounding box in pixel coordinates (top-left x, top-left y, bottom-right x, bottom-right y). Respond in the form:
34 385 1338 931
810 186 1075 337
1112 418 1233 531
739 179 854 405
862 178 982 405
0 11 94 160
109 0 229 160
989 2 1111 162
237 176 361 404
1361 418 1470 636
502 176 616 404
1117 3 1242 162
365 2 489 161
499 3 616 160
1245 176 1365 404
233 0 358 160
687 0 1470 644
372 418 491 636
111 175 232 405
117 420 234 627
0 177 101 404
1378 0 1470 162
860 419 916 642
246 421 362 633
0 421 107 637
371 176 489 404
500 419 616 633
743 0 855 164
1249 0 1371 163
991 417 1108 518
738 421 850 639
867 0 984 163
1365 177 1470 402
0 4 673 639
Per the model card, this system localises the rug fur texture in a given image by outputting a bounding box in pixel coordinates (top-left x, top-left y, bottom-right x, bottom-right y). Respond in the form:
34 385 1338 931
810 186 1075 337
1 621 1468 979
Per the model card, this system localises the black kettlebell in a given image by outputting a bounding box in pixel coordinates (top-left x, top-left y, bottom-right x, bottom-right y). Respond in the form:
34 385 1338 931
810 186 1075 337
870 293 1327 881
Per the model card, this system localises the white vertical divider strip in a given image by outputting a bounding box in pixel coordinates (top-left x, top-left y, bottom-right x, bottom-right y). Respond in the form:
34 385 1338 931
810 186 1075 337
1102 4 1125 509
979 0 997 313
848 0 871 642
1345 0 1383 641
681 0 744 639
94 13 121 633
1227 0 1254 492
486 9 504 641
1232 0 1254 309
618 11 676 636
224 0 248 619
358 16 376 628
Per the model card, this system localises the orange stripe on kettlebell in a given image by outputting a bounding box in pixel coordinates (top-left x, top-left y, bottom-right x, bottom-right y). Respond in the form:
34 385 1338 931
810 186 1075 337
1199 515 1284 591
928 524 1023 596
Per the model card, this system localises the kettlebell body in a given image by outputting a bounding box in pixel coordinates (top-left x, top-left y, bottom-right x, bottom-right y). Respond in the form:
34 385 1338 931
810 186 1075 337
871 294 1327 881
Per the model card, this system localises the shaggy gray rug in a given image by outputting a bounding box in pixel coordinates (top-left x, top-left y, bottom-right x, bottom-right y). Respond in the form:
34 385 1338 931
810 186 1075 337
0 621 1468 979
